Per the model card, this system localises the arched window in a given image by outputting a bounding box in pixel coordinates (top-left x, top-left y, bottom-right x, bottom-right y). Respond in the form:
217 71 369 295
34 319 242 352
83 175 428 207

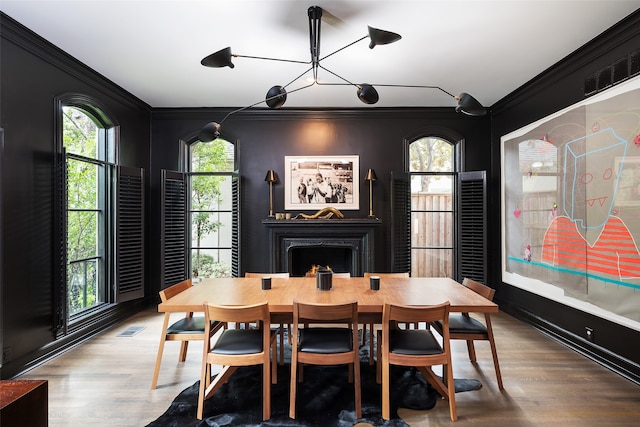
408 136 456 277
187 138 236 279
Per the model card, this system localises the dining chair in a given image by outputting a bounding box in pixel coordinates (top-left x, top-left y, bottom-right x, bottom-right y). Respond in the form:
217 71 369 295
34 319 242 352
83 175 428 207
151 279 224 389
363 272 410 365
197 301 277 420
245 272 290 365
289 300 361 419
432 277 503 389
377 301 457 421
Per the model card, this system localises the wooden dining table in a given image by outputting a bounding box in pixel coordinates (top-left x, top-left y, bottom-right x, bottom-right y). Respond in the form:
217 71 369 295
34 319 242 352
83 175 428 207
157 276 499 321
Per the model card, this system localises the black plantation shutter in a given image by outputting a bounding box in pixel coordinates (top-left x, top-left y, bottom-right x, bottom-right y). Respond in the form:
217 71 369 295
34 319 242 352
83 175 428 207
161 170 188 286
231 172 240 277
457 170 487 284
391 171 411 274
116 166 145 302
53 148 68 338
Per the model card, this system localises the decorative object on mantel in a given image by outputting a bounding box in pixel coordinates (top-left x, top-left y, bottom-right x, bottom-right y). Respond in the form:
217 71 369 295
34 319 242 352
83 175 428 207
365 168 377 218
196 6 486 143
293 206 345 220
264 169 278 217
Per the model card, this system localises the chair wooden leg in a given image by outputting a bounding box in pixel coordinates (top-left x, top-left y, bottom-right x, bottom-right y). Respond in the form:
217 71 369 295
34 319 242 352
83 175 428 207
369 324 375 366
381 354 391 420
466 340 477 362
263 358 271 420
151 314 171 389
289 347 298 418
353 355 362 418
178 341 189 362
485 315 504 390
445 362 458 421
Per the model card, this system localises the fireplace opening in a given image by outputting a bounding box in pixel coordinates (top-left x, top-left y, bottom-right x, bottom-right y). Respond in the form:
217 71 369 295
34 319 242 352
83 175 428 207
289 246 353 277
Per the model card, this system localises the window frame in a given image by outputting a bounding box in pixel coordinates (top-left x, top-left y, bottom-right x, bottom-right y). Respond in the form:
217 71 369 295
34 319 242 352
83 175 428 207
54 93 119 335
404 132 462 278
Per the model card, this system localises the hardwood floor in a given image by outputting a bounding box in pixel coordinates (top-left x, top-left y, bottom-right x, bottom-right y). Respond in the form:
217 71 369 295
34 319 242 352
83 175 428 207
17 308 640 426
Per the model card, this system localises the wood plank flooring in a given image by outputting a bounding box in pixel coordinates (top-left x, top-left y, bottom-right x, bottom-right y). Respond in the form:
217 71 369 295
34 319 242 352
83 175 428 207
17 308 640 426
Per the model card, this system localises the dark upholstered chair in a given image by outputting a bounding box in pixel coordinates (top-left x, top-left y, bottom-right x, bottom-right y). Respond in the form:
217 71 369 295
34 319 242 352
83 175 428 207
432 277 503 389
377 301 457 421
151 279 224 389
197 301 277 420
289 300 361 419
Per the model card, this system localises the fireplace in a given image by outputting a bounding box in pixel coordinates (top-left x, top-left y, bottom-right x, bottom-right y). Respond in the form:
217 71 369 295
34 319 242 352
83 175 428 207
263 218 381 277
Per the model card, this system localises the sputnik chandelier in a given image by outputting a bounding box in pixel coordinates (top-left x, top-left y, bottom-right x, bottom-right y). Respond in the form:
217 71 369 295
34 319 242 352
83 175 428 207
198 5 486 142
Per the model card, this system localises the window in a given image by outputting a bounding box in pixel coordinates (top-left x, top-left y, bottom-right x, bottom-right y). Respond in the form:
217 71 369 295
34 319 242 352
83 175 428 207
187 138 236 279
62 104 115 318
408 137 456 277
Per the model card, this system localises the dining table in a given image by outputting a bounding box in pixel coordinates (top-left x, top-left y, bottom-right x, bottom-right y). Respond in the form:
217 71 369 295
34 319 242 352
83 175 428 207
157 276 498 322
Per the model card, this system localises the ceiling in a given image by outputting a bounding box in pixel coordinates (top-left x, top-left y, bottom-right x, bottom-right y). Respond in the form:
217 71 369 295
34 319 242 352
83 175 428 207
2 1 639 110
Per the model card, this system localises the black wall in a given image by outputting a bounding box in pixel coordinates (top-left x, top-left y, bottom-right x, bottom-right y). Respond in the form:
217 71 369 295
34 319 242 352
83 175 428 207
0 14 152 378
489 10 640 382
149 108 490 292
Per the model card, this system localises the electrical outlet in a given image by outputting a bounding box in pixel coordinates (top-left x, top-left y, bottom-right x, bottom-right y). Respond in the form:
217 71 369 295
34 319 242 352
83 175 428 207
585 327 594 342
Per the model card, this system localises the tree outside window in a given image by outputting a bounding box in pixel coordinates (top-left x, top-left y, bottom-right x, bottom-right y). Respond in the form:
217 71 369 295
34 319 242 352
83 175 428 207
189 139 234 279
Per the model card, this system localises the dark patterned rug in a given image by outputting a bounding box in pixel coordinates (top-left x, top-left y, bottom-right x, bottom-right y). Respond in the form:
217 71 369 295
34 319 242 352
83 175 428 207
147 334 481 426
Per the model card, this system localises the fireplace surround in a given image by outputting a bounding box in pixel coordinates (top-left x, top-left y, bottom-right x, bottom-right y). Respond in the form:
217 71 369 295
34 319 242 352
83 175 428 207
262 218 381 277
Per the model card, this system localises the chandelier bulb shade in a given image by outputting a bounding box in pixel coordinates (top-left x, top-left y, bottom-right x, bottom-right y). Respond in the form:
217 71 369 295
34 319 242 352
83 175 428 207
266 85 288 109
198 121 221 142
455 92 487 116
367 26 402 49
357 84 379 104
201 47 235 68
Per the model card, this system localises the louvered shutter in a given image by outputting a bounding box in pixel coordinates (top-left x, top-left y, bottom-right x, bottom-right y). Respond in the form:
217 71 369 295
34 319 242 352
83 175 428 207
391 171 411 273
161 170 187 286
457 170 487 284
231 172 240 277
116 166 145 302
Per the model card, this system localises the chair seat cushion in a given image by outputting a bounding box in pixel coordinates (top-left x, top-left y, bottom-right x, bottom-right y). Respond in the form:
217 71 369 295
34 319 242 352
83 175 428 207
167 316 206 334
437 315 487 334
299 328 352 353
389 329 443 355
212 329 264 355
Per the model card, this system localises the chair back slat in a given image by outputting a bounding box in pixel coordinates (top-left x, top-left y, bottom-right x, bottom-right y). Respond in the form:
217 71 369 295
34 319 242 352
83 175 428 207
462 278 495 301
245 272 290 278
364 272 409 278
204 301 270 324
294 301 358 324
159 279 192 302
383 301 450 325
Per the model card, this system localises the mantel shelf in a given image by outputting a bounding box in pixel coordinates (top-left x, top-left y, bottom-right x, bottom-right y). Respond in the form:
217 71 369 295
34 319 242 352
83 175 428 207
262 218 382 227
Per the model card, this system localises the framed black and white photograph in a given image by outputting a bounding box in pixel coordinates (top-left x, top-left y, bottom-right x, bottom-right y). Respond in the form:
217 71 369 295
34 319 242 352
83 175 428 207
284 155 359 210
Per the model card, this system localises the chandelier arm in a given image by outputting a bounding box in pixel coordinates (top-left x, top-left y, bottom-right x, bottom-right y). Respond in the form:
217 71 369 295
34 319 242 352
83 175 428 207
281 66 316 89
318 35 368 62
316 64 358 87
365 84 457 99
233 54 310 65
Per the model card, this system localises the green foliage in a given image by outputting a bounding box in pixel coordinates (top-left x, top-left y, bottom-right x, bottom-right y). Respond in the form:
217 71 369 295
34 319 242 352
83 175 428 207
191 252 231 279
191 140 233 276
64 107 101 313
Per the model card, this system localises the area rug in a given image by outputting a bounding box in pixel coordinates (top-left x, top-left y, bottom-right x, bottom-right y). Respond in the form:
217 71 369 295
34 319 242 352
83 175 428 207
147 334 481 427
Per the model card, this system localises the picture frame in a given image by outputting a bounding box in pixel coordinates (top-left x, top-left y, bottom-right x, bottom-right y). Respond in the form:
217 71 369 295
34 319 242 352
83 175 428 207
284 155 359 210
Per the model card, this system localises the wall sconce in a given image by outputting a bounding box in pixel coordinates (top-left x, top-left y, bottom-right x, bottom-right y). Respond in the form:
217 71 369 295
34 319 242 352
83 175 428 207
265 169 278 217
365 168 377 217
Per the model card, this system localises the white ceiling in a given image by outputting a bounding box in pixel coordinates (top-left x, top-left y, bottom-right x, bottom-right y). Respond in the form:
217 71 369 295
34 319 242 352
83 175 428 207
2 1 639 110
